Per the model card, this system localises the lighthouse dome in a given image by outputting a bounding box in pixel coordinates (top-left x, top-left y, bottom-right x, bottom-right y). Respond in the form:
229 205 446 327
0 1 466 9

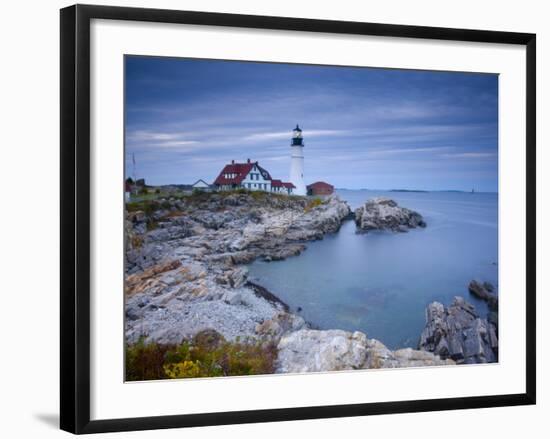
292 124 304 146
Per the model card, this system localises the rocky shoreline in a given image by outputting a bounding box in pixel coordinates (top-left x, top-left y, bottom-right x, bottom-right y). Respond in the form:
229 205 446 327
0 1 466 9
125 191 495 374
125 192 351 346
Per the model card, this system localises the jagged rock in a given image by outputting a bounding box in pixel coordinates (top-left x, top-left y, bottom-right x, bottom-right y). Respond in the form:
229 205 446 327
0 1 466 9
262 243 305 261
230 251 257 265
125 259 182 296
354 198 426 233
255 311 306 339
226 266 249 288
468 280 498 311
126 242 169 273
419 296 498 364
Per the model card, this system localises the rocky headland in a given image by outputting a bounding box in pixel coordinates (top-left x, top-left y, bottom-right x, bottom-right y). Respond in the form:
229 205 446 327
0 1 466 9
355 197 426 233
125 192 351 345
125 192 494 376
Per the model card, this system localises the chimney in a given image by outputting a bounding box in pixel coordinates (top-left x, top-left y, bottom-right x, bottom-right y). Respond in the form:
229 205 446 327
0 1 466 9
231 159 235 164
247 158 251 163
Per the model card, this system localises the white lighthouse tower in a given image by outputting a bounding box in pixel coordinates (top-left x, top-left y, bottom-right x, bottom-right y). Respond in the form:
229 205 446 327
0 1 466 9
289 124 307 195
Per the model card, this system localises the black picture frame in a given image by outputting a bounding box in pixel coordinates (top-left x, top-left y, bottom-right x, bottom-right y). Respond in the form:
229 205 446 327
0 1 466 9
60 4 536 434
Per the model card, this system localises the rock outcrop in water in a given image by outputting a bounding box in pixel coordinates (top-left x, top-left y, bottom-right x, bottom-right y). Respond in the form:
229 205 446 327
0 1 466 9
354 197 426 233
418 296 498 364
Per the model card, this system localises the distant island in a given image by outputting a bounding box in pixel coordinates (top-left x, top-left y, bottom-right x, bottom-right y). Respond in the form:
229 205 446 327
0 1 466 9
335 188 484 193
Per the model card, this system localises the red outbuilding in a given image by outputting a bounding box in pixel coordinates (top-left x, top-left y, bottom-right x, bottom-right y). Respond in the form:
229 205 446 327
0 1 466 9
307 181 334 196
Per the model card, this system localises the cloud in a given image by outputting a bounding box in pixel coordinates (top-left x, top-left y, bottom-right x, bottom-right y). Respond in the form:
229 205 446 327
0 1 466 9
149 140 200 148
243 129 346 142
441 152 496 159
366 146 456 156
128 130 198 141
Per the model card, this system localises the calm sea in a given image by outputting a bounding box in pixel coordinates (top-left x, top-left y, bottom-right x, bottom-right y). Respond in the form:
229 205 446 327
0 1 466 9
248 189 498 349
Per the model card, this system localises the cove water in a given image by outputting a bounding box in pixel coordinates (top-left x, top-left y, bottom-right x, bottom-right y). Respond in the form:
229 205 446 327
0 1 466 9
248 190 498 349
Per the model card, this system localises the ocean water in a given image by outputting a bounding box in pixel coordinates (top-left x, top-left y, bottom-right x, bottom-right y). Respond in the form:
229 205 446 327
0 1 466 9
248 190 498 349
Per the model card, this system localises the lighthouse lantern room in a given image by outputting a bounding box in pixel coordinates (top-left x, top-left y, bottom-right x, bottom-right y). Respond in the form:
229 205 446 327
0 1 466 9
289 124 307 195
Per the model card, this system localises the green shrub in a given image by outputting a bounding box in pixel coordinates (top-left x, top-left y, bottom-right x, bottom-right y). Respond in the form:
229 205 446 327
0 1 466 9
304 197 323 212
125 331 277 381
125 338 174 381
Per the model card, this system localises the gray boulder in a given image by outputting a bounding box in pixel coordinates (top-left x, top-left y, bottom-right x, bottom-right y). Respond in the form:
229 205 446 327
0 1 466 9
276 329 369 373
355 198 426 233
276 328 453 373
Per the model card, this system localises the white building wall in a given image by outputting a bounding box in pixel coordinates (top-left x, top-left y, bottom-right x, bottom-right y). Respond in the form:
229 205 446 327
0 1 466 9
241 164 272 191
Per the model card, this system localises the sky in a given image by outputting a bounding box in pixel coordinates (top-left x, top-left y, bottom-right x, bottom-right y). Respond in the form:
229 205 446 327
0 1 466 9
125 56 498 192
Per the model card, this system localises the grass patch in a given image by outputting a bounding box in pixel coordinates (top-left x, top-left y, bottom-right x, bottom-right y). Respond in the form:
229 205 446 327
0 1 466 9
126 331 277 381
126 200 157 216
304 197 324 212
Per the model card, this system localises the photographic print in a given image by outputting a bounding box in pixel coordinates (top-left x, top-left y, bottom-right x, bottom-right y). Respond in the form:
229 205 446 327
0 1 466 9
124 56 499 381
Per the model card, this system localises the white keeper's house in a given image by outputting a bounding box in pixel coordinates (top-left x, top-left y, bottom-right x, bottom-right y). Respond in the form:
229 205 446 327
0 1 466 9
214 158 295 195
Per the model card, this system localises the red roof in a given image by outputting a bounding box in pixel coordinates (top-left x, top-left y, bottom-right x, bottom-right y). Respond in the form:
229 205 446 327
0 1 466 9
214 162 254 185
271 180 295 189
307 181 333 190
214 160 295 190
